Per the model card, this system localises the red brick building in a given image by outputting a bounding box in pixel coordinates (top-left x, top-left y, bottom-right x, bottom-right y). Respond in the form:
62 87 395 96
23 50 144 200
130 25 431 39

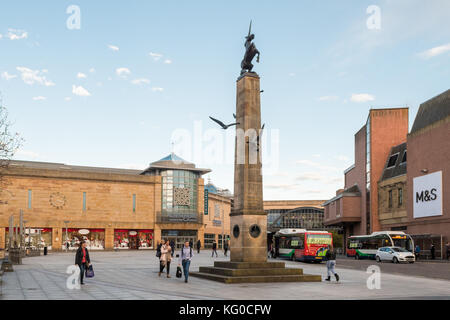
323 108 409 247
405 90 450 254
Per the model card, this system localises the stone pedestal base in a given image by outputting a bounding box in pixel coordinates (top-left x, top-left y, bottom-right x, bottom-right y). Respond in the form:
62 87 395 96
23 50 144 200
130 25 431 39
230 214 267 262
190 261 322 284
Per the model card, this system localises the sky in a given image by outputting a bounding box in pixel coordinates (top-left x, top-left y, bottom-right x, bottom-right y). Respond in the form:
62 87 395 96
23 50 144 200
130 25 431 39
1 0 449 201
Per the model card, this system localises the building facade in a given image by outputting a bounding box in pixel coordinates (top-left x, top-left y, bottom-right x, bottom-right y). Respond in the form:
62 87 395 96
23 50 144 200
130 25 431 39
323 108 409 247
377 143 408 229
405 90 450 251
0 153 231 251
264 200 326 232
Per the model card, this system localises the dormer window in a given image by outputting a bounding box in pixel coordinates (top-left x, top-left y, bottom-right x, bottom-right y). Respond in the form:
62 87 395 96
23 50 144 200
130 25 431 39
387 153 399 168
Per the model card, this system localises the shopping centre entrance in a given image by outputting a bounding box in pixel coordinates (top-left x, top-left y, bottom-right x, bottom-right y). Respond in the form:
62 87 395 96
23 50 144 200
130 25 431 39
162 230 197 249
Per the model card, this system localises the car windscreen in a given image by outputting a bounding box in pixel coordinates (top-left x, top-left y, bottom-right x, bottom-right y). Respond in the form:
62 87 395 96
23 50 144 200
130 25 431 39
392 247 408 252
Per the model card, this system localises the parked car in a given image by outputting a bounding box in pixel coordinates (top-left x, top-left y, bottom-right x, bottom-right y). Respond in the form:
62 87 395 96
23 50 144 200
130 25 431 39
376 247 415 263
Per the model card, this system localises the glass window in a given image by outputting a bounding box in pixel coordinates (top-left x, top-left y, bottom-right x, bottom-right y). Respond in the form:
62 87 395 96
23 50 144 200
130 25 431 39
388 190 393 208
82 192 87 211
133 194 136 212
398 188 403 207
28 190 32 209
387 154 399 168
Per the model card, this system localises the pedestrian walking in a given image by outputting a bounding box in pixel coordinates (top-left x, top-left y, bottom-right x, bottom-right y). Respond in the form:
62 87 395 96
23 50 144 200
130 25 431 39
66 241 70 251
325 245 339 282
445 242 450 261
224 240 229 257
415 244 421 260
189 240 193 249
75 241 90 285
179 241 194 283
212 241 218 257
431 244 436 260
196 239 201 254
159 240 172 278
156 240 162 259
170 240 175 257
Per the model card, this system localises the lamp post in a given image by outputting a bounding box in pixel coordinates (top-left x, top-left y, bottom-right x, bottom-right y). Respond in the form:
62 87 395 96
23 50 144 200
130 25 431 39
63 221 70 252
23 220 27 249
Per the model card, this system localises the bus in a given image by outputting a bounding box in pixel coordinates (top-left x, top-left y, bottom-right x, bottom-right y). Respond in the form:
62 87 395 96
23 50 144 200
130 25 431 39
273 229 333 263
347 231 414 260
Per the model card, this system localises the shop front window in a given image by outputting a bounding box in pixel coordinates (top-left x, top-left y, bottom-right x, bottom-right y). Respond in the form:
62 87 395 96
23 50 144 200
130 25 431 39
114 229 154 249
62 229 105 250
7 228 52 250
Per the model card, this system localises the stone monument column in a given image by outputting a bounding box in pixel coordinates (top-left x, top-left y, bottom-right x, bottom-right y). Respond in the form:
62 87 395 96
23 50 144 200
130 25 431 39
230 72 267 263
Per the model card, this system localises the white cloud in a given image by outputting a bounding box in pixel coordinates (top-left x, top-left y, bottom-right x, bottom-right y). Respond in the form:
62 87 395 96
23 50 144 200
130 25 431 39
32 96 46 101
334 155 350 161
164 59 172 64
149 52 163 61
77 72 87 79
131 78 150 85
296 172 324 182
152 87 164 92
16 150 40 160
350 93 375 103
72 85 91 97
318 96 339 102
89 68 95 73
64 97 72 101
108 44 119 52
296 159 340 172
6 29 28 40
16 67 55 86
116 67 131 78
418 43 450 59
1 71 17 80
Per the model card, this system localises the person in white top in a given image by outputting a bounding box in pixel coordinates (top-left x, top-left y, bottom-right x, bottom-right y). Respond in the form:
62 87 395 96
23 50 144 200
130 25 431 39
179 241 194 283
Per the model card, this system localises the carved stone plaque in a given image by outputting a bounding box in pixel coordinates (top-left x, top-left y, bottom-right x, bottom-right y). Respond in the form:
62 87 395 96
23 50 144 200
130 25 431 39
174 187 190 206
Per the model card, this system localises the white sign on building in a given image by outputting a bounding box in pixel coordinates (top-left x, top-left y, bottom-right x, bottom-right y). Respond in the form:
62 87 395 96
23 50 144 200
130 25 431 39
413 171 443 219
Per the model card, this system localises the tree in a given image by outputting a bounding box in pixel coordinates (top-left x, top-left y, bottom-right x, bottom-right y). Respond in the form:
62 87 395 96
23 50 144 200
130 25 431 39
0 95 24 204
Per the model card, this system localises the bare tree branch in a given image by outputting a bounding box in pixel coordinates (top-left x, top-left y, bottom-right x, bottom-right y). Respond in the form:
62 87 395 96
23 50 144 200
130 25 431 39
0 93 24 204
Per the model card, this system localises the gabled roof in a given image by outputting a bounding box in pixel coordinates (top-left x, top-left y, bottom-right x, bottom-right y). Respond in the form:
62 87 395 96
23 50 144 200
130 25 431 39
411 89 450 134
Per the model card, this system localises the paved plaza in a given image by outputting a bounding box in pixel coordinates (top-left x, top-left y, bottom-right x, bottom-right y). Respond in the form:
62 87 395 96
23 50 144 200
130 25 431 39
1 251 450 300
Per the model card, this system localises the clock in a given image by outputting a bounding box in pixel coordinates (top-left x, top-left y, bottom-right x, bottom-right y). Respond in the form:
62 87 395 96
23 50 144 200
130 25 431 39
50 192 66 209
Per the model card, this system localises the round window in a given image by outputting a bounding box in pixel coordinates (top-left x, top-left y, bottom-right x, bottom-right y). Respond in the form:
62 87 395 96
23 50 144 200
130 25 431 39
249 224 261 238
233 225 240 238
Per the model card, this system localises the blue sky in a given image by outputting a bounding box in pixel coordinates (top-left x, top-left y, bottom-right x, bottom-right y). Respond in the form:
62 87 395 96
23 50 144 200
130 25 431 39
1 0 449 200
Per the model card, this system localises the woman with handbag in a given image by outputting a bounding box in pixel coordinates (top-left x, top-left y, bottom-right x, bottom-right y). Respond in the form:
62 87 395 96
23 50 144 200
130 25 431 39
75 241 90 285
159 240 172 278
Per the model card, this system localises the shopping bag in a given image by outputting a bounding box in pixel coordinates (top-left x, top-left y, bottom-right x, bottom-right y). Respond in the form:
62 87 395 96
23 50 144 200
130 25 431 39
85 264 95 278
176 266 182 278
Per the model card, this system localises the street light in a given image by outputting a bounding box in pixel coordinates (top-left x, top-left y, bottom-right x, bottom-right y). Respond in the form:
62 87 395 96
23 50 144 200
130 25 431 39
63 221 70 252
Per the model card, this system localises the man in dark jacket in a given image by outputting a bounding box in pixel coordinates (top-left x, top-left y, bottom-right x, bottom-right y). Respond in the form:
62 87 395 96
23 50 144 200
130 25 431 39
196 239 201 254
325 245 339 282
170 240 175 257
212 241 218 257
431 244 436 260
223 240 229 257
75 241 90 285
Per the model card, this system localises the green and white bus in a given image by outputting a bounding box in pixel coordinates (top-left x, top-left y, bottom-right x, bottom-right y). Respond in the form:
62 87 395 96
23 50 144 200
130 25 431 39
347 231 414 260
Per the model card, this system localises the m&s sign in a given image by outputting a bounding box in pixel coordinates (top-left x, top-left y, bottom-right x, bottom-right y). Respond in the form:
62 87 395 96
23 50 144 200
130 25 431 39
413 171 443 218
